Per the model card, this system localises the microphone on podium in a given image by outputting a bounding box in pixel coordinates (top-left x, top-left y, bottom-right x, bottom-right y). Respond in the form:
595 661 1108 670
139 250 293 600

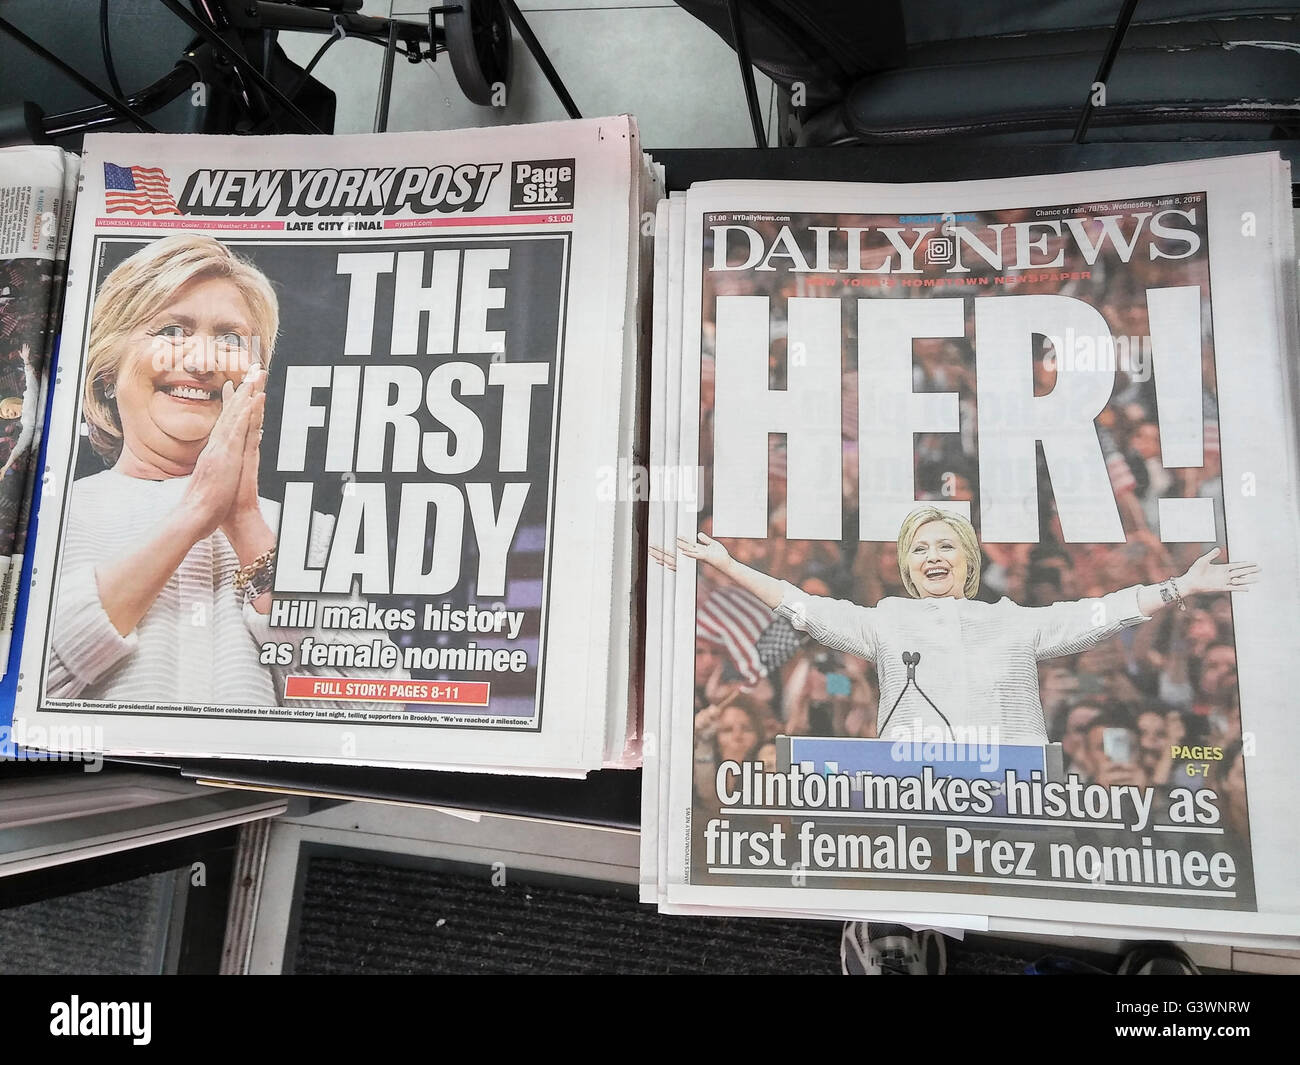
885 650 953 740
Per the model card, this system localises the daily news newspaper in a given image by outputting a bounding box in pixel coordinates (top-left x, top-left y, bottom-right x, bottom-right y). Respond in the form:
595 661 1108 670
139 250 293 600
15 119 642 773
663 155 1300 937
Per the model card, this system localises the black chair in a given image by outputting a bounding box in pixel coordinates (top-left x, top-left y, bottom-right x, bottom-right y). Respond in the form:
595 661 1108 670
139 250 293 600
677 1 1300 151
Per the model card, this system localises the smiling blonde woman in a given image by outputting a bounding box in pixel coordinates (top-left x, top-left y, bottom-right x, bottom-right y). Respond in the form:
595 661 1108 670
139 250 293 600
49 234 405 707
679 504 1258 745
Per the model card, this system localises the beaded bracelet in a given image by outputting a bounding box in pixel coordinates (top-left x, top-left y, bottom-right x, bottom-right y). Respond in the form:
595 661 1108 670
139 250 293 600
233 548 275 603
1160 577 1186 612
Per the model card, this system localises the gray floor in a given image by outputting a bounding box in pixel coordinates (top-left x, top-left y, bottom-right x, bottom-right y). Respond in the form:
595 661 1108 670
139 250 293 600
0 872 173 975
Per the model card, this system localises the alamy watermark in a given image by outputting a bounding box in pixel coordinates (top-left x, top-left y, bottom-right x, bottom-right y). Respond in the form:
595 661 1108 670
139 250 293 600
885 721 1002 773
596 459 701 507
50 997 150 1045
1 721 104 772
1041 329 1152 380
148 333 264 376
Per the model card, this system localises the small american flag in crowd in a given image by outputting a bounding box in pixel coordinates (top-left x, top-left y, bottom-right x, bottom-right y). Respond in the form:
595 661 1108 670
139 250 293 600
698 584 805 685
104 163 181 215
754 615 805 677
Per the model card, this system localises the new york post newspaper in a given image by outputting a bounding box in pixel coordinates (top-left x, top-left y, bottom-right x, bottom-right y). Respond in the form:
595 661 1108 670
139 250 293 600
16 119 646 774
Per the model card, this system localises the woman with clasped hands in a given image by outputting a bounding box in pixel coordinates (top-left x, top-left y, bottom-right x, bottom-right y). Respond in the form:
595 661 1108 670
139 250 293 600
48 234 404 708
678 505 1258 745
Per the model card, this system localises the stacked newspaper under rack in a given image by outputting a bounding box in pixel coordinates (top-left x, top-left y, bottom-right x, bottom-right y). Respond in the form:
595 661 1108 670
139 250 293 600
12 117 659 777
641 155 1300 946
0 146 77 690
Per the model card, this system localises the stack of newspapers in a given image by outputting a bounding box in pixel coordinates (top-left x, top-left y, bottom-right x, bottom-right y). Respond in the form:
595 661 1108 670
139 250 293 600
10 117 659 777
0 146 77 689
641 155 1300 945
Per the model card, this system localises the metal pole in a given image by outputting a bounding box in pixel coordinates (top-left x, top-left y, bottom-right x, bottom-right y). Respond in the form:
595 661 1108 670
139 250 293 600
725 0 766 149
499 0 580 119
1073 0 1141 144
374 18 399 132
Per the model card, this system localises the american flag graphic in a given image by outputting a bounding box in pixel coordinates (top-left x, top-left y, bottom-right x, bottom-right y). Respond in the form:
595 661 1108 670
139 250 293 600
104 163 181 215
697 584 791 685
754 615 806 678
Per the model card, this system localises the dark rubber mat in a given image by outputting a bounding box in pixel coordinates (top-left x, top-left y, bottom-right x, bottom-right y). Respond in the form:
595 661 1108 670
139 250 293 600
0 872 170 975
292 855 846 974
